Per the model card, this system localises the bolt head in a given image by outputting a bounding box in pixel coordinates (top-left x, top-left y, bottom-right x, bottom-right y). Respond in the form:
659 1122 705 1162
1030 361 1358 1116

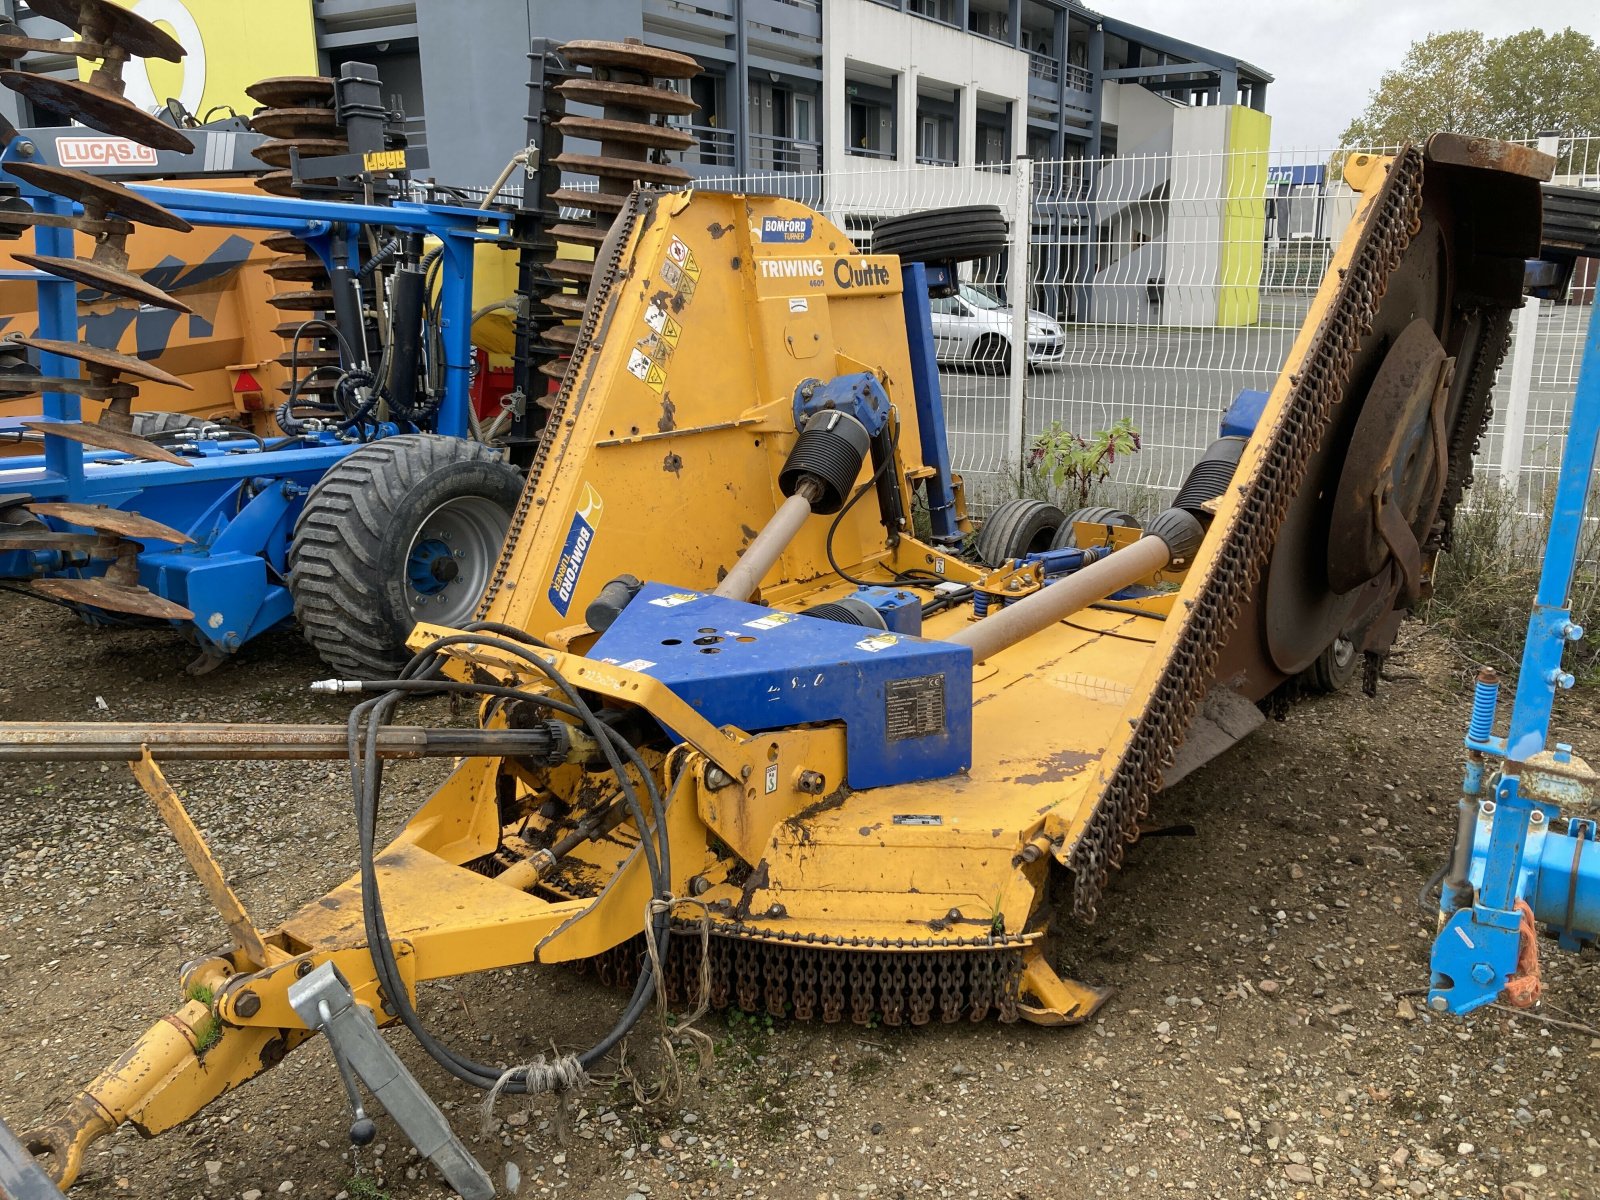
1470 963 1496 986
1565 622 1585 641
234 989 261 1018
1428 995 1450 1012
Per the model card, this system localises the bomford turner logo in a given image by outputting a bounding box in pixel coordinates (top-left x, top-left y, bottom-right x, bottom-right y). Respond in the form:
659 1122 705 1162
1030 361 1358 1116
756 215 813 243
547 483 604 616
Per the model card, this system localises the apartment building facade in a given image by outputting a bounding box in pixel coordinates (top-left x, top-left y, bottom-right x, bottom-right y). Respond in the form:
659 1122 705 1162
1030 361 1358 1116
0 0 1269 191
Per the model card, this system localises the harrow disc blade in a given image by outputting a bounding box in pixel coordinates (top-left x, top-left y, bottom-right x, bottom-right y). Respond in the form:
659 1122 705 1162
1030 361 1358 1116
28 0 184 61
14 252 194 314
0 73 192 153
10 337 192 389
3 161 192 231
27 502 193 545
33 575 192 620
21 421 190 467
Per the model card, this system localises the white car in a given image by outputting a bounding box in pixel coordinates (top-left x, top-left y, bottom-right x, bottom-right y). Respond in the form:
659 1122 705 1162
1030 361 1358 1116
927 283 1065 371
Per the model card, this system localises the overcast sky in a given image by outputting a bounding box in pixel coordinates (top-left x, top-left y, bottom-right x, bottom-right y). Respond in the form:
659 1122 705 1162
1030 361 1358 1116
1105 1 1600 149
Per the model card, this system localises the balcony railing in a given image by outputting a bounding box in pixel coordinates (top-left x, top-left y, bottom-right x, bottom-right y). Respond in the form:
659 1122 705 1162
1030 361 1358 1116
750 132 822 172
847 145 896 160
1029 54 1059 84
676 124 736 167
916 154 957 166
1063 62 1094 92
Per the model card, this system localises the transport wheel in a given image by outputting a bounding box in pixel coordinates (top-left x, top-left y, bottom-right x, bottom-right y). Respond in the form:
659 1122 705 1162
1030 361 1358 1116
1303 634 1359 694
872 205 1008 264
127 411 208 438
971 334 1010 375
288 434 523 678
1051 506 1142 550
974 498 1064 567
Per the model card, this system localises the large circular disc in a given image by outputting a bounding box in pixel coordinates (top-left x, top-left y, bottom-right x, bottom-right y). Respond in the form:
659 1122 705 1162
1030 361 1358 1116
556 77 698 116
1325 319 1449 592
12 335 191 387
15 252 194 314
0 73 193 152
554 114 696 151
551 152 689 186
245 76 334 108
5 160 191 230
33 575 193 620
251 137 348 170
29 0 185 61
560 40 702 79
1260 209 1453 675
248 107 339 139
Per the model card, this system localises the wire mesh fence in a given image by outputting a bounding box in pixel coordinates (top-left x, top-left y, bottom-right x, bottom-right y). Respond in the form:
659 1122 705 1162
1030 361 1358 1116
688 133 1596 518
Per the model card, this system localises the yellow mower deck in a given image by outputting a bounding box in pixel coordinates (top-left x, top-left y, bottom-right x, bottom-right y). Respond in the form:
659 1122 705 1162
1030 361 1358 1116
12 137 1553 1188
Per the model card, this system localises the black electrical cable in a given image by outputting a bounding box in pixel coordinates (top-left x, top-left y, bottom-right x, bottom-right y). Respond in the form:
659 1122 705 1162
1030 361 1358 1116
824 415 899 589
348 626 673 1092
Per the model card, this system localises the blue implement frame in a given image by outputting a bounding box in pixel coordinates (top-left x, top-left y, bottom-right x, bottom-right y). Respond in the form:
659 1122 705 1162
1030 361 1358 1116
1428 287 1600 1015
0 133 511 661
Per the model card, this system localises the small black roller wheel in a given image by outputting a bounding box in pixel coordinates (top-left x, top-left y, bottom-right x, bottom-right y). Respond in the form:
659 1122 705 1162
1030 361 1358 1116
1303 635 1359 694
288 433 524 678
974 498 1065 567
1051 507 1142 550
872 205 1008 265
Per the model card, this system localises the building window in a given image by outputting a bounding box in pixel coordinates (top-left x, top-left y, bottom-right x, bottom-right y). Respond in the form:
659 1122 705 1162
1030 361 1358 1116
846 72 898 160
915 81 958 166
976 98 1012 167
907 0 957 25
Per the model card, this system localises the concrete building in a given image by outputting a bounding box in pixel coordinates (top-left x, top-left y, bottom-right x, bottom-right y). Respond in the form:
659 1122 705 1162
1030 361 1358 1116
0 0 1272 324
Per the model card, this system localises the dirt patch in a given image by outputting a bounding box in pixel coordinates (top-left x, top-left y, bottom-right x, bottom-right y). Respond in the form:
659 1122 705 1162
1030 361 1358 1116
0 599 1595 1200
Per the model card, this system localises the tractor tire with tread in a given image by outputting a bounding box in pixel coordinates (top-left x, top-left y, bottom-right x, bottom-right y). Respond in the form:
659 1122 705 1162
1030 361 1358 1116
974 498 1064 567
288 434 523 678
872 205 1008 265
1051 506 1142 549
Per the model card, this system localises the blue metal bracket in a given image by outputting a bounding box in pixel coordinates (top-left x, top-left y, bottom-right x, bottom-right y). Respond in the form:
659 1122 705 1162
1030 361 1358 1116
1428 280 1600 1014
792 371 890 437
899 261 962 542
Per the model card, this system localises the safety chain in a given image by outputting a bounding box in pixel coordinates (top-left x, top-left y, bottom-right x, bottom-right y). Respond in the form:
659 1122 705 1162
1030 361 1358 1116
477 190 656 616
582 927 1026 1027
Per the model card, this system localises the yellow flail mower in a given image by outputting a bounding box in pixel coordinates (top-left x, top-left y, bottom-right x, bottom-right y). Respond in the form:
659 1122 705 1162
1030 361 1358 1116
0 134 1550 1195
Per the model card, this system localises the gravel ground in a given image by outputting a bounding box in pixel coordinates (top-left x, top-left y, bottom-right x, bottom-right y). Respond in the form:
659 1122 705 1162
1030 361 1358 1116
1 594 1597 1200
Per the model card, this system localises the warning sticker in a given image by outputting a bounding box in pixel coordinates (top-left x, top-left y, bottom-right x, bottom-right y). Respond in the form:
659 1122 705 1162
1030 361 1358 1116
788 297 809 313
884 674 947 742
855 633 900 653
636 330 674 366
645 301 684 343
615 658 656 672
626 348 652 382
744 612 794 630
648 592 699 608
667 235 690 265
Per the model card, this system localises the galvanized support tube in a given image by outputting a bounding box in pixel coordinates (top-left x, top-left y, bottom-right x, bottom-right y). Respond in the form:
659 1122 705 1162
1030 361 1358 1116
949 535 1171 663
714 480 822 601
0 723 554 762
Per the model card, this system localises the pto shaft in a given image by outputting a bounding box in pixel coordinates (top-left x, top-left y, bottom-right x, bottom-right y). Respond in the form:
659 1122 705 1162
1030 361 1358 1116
0 722 562 762
949 510 1204 663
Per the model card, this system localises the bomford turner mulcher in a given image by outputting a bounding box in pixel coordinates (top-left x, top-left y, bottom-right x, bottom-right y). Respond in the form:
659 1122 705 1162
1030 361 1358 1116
0 133 1551 1195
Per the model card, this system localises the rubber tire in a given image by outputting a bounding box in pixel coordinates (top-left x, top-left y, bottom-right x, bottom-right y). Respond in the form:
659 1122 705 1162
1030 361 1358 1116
129 411 208 438
288 434 524 678
971 334 1010 375
1303 635 1359 695
1050 507 1142 550
872 205 1008 264
974 498 1065 567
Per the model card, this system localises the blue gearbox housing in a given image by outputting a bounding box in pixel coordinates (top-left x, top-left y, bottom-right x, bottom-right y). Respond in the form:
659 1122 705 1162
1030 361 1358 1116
588 583 972 789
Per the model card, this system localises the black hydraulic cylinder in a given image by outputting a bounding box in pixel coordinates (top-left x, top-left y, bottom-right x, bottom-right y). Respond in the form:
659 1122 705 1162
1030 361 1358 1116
386 264 426 417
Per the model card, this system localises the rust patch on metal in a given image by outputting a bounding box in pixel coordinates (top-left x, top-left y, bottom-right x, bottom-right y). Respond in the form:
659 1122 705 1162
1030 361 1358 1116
663 452 683 475
1012 748 1096 786
658 393 676 432
707 221 735 239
